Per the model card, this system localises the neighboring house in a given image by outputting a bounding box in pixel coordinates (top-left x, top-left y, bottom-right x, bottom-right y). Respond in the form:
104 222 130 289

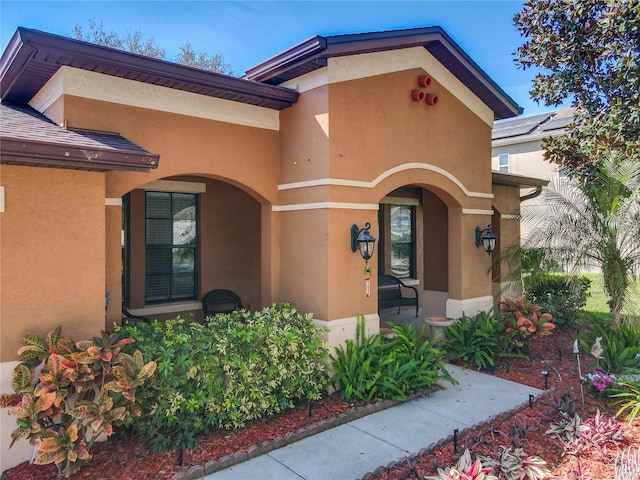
492 107 574 184
491 108 572 242
1 26 545 470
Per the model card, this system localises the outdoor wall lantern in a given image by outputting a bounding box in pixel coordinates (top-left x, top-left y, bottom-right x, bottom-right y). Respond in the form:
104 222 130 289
475 224 497 255
351 222 376 263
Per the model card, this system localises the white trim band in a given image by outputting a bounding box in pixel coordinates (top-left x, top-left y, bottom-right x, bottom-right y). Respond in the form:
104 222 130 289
462 209 494 215
105 198 122 206
273 202 379 212
278 163 493 199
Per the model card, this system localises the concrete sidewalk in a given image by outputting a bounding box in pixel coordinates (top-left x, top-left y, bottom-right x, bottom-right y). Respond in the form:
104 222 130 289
204 365 543 480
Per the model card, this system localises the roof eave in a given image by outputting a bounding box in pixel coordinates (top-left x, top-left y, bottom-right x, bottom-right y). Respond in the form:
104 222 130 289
491 171 549 188
244 26 521 119
1 27 298 110
0 137 160 172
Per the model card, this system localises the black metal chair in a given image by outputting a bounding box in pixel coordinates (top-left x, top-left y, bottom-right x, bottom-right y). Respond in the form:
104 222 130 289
122 306 151 324
202 289 244 317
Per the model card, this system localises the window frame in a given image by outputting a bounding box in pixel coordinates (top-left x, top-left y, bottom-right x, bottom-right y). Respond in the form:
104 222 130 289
144 191 198 304
498 153 510 173
389 204 416 279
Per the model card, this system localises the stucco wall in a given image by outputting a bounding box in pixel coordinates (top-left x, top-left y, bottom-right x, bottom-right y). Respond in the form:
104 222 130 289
0 165 106 361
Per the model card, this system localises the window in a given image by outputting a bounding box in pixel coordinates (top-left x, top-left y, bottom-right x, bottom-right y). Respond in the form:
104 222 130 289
145 192 197 303
498 153 509 173
390 205 414 278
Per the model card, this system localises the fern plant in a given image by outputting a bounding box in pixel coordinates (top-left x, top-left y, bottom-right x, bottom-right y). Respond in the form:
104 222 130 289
613 381 640 425
330 317 455 402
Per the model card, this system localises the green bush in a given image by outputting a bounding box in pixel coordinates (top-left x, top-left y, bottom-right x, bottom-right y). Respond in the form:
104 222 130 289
116 303 328 451
523 274 591 327
444 311 508 370
330 317 455 402
578 318 640 375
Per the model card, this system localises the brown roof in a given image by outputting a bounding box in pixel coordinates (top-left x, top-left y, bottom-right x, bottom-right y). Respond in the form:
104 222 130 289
245 27 522 120
0 103 159 171
1 27 299 110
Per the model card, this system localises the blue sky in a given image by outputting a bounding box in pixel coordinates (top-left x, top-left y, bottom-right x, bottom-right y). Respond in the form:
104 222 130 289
0 1 562 116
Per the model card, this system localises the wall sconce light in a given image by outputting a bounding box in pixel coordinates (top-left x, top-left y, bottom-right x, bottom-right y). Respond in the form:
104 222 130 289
351 222 376 263
475 224 497 255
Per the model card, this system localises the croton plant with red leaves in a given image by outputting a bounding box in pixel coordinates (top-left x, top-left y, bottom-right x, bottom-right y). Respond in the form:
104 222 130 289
0 327 156 478
499 296 555 353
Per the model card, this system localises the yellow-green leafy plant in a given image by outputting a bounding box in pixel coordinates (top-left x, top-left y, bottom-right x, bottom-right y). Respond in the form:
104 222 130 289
0 327 156 478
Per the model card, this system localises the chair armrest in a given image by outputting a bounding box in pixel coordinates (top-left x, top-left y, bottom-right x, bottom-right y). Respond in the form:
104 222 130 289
397 279 418 298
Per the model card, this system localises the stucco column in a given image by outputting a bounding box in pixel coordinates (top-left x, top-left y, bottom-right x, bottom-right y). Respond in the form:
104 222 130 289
105 199 122 330
446 208 494 318
261 204 279 309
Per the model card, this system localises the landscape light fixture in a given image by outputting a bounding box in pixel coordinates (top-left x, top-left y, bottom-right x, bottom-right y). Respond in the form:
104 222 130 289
475 224 497 255
351 222 376 263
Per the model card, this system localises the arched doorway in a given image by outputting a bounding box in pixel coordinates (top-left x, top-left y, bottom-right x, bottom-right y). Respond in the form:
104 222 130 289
120 175 262 322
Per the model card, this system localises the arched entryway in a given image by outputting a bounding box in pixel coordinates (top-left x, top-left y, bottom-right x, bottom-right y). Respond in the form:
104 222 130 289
119 175 263 323
377 185 450 327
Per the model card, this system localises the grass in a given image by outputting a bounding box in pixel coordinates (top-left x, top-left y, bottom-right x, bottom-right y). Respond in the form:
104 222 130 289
581 273 640 323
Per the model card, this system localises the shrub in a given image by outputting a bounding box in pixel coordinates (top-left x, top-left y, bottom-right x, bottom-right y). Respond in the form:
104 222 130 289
330 317 455 402
444 311 510 370
499 297 555 354
116 303 328 451
0 328 156 478
578 319 640 375
523 274 590 327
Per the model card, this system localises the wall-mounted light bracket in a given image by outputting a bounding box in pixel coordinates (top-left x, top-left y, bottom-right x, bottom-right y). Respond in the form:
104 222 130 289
475 224 497 255
351 222 376 263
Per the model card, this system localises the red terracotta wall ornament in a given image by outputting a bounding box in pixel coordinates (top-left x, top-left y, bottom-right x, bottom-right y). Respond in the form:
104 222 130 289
425 94 439 106
418 75 432 87
411 89 426 102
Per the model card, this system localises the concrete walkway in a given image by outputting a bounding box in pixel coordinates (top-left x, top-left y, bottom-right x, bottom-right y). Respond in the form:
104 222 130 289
204 364 543 480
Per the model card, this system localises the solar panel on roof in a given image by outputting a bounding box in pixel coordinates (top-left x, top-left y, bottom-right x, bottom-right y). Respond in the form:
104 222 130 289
492 112 555 139
540 115 573 131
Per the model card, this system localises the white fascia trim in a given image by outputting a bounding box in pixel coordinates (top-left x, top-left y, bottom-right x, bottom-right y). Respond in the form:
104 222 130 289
273 202 379 212
281 47 493 126
491 130 565 148
462 209 494 215
278 163 493 199
29 66 280 131
105 198 123 206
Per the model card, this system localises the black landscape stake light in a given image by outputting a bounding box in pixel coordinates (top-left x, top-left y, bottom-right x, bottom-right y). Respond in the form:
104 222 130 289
177 443 183 466
308 399 313 417
453 428 459 453
529 394 534 408
558 347 563 361
541 370 550 389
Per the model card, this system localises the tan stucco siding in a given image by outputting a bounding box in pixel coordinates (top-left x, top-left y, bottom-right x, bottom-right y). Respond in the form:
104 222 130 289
279 85 330 185
327 69 492 195
61 96 281 204
278 209 330 319
0 166 105 361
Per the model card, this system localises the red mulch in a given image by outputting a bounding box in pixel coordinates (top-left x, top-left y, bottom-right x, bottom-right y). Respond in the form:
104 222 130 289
2 325 639 479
